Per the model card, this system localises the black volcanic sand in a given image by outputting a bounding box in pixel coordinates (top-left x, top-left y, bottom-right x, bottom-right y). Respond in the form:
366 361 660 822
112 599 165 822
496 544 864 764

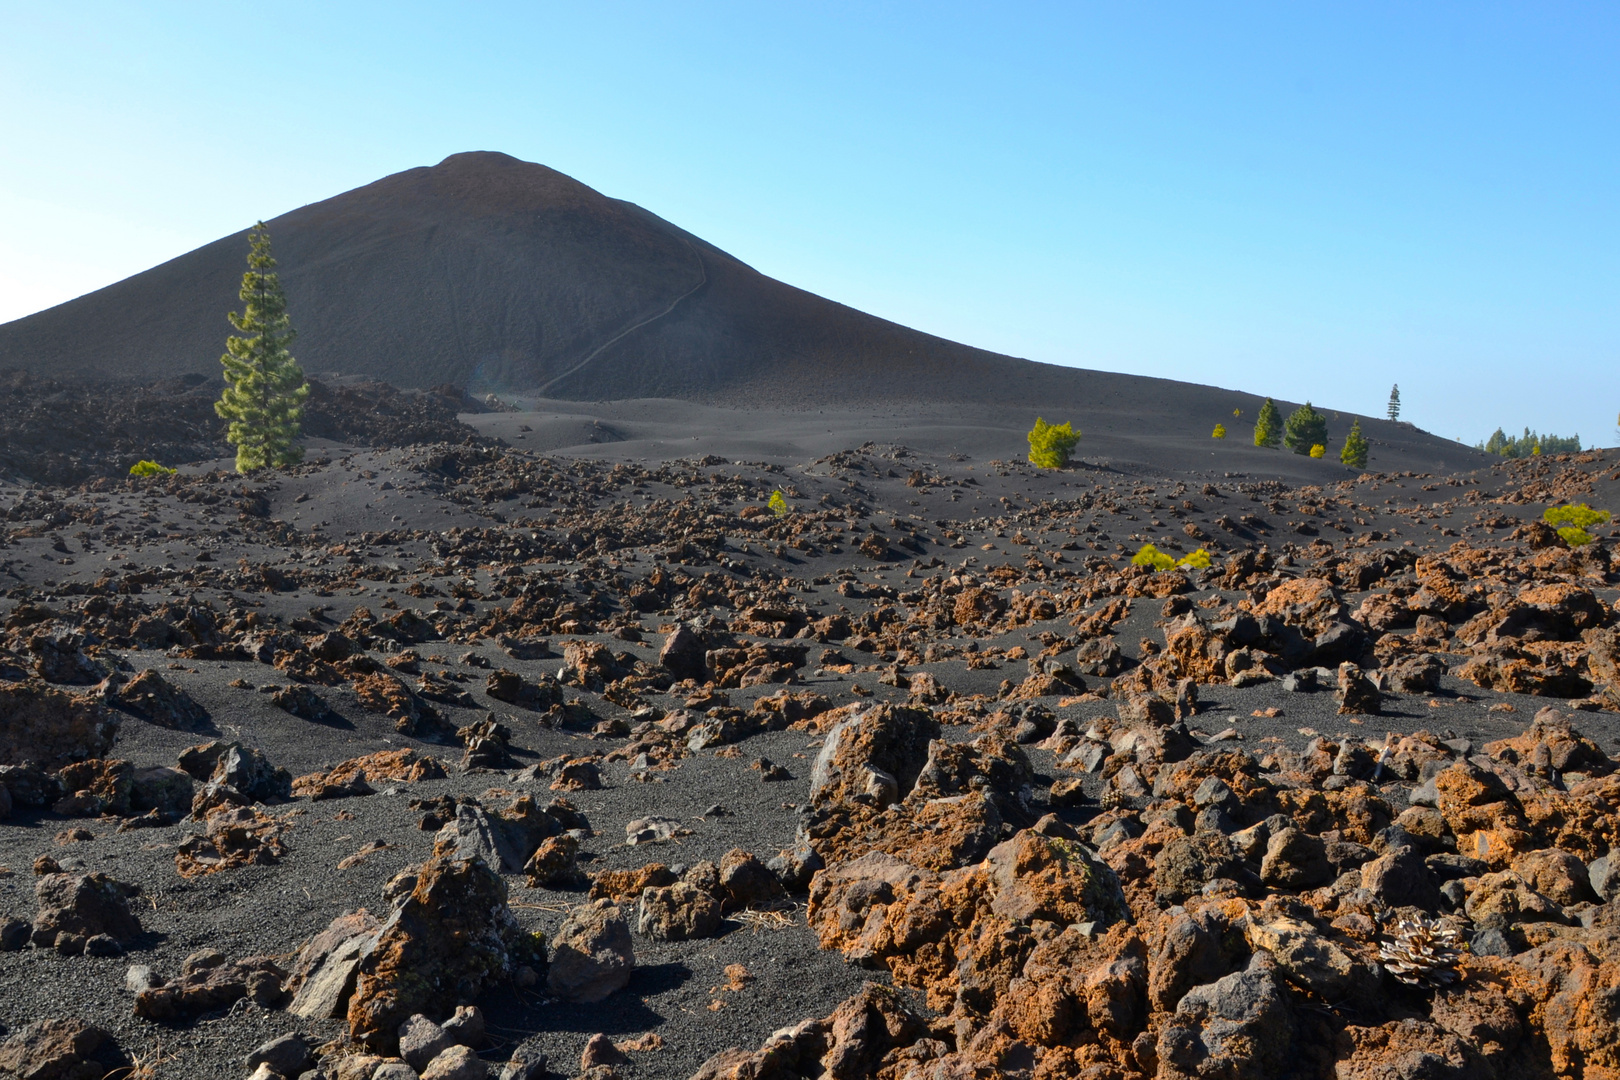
464 396 1486 481
0 421 1617 1079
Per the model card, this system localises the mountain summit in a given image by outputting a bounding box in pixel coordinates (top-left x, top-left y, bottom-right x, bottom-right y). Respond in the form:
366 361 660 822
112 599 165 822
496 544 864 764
0 152 1066 405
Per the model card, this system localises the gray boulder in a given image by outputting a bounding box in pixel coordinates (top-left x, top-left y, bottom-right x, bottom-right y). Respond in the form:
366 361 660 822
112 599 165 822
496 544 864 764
31 871 142 951
400 1014 454 1073
244 1033 312 1078
636 882 722 941
1157 955 1295 1080
421 1043 488 1080
1590 849 1620 902
547 901 635 1003
434 805 525 873
1360 846 1441 910
1260 827 1333 889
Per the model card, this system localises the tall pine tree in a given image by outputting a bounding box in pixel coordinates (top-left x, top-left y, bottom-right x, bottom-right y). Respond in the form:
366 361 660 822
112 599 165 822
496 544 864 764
217 223 308 472
1387 384 1401 422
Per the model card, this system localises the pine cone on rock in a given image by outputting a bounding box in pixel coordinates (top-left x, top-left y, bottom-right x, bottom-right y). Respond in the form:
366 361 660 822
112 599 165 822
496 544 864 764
1378 915 1462 988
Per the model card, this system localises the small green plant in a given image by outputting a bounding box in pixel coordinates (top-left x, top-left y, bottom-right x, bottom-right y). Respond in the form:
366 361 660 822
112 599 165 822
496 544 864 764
1284 402 1328 456
1544 503 1610 546
1027 418 1080 469
1545 503 1610 529
1309 443 1325 458
129 460 177 477
1212 423 1227 439
1559 526 1594 546
1131 543 1211 571
768 490 789 516
1253 399 1282 448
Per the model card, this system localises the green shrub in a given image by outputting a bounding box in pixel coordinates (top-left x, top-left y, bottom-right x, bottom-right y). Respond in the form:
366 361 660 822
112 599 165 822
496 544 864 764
1131 544 1175 571
1284 402 1328 456
1131 543 1210 571
1253 399 1282 448
1543 504 1609 550
1309 443 1325 459
1027 418 1080 469
1340 419 1369 469
129 460 177 477
768 490 788 516
1212 423 1227 439
1479 427 1582 458
1178 548 1212 569
1558 526 1595 547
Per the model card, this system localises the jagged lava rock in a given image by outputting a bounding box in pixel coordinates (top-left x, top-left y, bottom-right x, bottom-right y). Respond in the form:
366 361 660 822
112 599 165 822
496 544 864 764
347 856 524 1052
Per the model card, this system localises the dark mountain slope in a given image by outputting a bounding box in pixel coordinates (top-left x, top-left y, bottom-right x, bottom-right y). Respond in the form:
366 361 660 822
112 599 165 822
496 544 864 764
0 151 1488 472
0 152 1019 403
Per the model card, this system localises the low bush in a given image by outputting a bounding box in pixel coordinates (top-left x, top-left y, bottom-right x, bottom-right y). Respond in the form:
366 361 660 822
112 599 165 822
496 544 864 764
1544 503 1611 529
1027 418 1080 469
129 460 177 477
1212 423 1227 439
1309 443 1325 458
1131 543 1211 571
768 490 789 516
1559 526 1595 547
1544 503 1610 547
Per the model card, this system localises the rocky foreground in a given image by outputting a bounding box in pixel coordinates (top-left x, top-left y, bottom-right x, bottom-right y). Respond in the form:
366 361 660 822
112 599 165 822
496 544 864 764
0 433 1618 1079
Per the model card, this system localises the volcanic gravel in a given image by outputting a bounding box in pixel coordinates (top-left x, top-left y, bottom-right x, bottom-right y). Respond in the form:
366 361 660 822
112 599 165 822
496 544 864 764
0 413 1617 1080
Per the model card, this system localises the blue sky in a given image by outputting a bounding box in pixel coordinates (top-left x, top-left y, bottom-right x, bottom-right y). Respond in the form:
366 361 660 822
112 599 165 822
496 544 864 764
2 2 1615 446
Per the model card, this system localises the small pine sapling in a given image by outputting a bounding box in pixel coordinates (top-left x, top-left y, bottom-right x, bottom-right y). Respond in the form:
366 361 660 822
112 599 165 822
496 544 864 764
1283 402 1328 456
1027 418 1080 469
1253 399 1282 448
1387 384 1401 422
1340 419 1370 469
1212 423 1227 439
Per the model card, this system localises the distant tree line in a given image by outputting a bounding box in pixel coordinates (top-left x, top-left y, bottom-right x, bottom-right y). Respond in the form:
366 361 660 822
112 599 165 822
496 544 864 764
1477 427 1583 458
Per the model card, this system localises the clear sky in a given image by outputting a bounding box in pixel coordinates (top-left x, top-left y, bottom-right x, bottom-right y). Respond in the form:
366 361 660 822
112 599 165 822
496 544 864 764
2 2 1615 447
